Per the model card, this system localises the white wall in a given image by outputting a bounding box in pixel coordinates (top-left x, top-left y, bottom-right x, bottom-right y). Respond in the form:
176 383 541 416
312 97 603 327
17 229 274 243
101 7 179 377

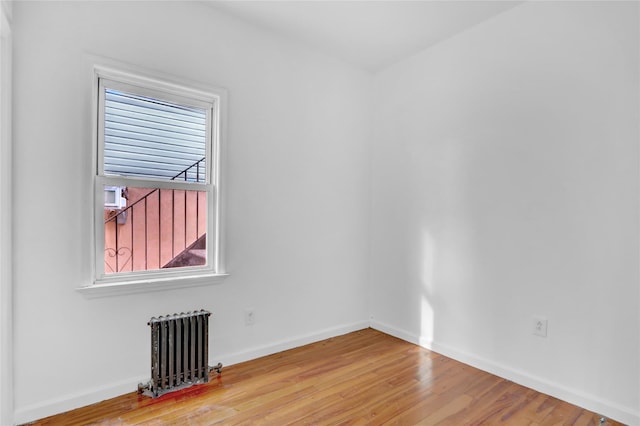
11 2 371 423
370 2 639 424
0 1 12 425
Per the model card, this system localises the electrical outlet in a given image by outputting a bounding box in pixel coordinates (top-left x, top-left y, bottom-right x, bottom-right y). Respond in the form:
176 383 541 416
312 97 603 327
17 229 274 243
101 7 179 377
244 309 255 326
532 316 548 337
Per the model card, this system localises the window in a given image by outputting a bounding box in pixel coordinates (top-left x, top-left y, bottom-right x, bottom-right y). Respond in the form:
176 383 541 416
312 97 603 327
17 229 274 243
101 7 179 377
89 66 226 292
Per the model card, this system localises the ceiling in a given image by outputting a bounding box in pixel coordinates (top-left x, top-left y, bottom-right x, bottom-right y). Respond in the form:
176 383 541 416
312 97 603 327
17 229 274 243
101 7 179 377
206 1 523 73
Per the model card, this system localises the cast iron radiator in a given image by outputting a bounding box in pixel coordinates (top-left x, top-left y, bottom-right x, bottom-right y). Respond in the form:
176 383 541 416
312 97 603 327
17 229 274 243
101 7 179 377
138 310 222 397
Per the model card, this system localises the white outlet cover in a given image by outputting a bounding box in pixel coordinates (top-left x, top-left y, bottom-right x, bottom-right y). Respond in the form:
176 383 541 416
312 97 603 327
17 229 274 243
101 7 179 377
533 316 548 337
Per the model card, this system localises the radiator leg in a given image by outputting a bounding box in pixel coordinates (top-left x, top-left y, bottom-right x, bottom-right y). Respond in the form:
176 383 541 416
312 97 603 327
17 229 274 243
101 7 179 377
209 362 223 375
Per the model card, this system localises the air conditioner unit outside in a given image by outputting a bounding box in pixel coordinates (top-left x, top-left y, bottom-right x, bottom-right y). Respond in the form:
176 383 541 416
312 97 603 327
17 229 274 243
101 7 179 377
104 186 127 209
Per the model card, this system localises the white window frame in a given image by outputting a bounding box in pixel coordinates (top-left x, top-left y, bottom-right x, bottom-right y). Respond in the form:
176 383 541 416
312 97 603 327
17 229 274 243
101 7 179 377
79 64 228 297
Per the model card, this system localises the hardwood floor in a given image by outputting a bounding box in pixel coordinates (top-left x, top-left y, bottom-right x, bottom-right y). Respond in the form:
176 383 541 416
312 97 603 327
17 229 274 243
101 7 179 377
27 329 623 425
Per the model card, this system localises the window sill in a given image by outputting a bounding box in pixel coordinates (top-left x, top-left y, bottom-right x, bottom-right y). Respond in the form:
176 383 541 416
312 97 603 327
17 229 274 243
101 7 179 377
77 273 229 298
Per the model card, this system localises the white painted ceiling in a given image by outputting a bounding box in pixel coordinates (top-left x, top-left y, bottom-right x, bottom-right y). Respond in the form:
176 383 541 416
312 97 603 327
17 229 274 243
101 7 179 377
206 1 522 72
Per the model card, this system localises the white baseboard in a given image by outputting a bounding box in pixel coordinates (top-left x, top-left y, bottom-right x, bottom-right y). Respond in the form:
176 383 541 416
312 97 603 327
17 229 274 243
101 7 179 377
370 319 640 426
13 375 148 425
218 320 370 367
12 320 370 425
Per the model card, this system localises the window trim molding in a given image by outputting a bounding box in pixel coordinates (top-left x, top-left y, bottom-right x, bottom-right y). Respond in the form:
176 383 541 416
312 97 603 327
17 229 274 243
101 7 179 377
78 60 228 297
77 273 230 298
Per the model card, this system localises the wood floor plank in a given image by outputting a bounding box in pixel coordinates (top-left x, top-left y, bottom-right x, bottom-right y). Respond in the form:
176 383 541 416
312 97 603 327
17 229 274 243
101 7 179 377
416 393 474 424
24 329 625 426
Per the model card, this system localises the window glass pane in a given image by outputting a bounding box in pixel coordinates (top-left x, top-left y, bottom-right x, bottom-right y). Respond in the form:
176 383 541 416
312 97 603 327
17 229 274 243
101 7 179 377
103 185 207 274
103 88 207 182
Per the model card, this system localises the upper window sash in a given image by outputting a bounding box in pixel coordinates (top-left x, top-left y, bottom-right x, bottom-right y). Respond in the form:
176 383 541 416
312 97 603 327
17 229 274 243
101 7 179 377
97 77 216 185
